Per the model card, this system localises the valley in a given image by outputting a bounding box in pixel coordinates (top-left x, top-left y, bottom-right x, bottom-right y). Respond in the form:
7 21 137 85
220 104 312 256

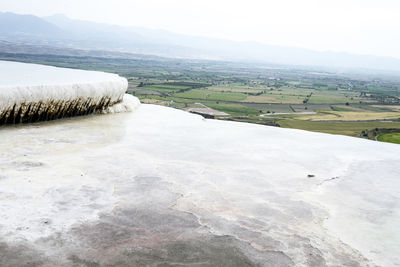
1 51 400 143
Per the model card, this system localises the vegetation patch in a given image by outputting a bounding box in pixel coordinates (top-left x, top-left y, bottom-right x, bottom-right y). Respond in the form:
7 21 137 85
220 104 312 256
377 133 400 144
296 111 400 121
277 120 400 137
207 104 260 116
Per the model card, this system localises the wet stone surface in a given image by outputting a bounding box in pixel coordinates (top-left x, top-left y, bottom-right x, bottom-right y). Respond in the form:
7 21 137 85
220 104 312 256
1 104 399 266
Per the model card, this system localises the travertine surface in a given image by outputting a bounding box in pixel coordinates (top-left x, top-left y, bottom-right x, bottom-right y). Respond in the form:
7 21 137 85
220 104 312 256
0 61 132 123
0 104 399 266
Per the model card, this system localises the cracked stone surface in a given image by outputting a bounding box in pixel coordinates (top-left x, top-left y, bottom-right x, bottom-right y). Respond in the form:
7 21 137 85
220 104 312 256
0 104 399 266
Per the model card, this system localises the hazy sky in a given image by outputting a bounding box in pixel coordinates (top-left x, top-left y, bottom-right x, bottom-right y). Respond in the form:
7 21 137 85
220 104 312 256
2 0 400 58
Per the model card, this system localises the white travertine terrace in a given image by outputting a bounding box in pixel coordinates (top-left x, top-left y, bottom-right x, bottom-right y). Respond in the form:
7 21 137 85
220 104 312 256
0 61 137 123
0 62 399 266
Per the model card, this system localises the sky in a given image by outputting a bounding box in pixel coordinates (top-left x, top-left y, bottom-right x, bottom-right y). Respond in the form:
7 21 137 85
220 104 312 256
1 0 400 58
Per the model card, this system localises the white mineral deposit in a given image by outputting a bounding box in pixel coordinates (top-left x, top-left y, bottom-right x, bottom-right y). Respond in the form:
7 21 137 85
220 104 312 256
1 62 399 266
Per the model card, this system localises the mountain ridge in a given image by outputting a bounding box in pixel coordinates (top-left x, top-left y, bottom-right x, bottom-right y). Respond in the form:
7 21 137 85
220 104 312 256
1 12 400 72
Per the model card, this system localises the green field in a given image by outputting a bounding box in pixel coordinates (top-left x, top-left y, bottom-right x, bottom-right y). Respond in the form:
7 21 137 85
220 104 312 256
278 120 400 137
206 104 260 116
377 133 400 144
175 89 247 101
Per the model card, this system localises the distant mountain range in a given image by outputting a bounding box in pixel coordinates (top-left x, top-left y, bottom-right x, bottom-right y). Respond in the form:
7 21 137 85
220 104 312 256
1 12 400 73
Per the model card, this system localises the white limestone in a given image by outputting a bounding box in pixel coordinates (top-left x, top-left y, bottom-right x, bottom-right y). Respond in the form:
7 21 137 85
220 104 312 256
0 104 399 266
0 61 137 123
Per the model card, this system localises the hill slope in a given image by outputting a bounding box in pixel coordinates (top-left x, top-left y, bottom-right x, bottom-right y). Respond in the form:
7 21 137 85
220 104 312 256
1 12 400 72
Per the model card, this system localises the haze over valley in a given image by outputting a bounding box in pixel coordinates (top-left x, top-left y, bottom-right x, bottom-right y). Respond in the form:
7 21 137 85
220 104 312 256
2 12 400 73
